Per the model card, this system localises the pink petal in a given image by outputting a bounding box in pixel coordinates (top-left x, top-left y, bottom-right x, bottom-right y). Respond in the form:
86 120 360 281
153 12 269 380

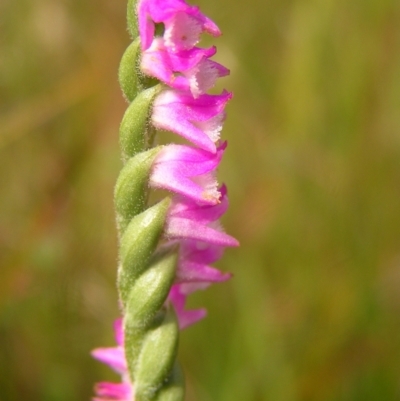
168 184 229 224
94 382 132 400
152 106 216 152
152 90 231 151
166 217 239 247
137 0 155 50
168 46 217 71
150 144 224 204
145 0 193 22
169 285 207 329
180 240 225 264
91 347 127 375
142 39 215 75
186 58 230 98
177 308 207 329
179 281 211 294
177 260 231 283
141 41 225 97
138 0 221 50
155 90 231 121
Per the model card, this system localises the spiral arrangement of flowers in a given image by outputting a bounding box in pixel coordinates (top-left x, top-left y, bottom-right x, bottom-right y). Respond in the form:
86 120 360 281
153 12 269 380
91 1 238 400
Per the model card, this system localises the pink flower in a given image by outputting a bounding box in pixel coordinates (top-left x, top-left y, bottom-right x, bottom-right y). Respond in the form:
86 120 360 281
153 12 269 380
176 240 232 283
93 382 133 401
91 320 134 401
165 188 238 249
138 0 220 51
171 188 236 283
168 283 208 329
165 187 238 328
150 143 227 205
141 39 229 97
152 90 232 153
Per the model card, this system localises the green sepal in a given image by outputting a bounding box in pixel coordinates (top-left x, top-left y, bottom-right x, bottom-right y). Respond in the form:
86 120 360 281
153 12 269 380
119 38 141 103
154 362 185 401
127 0 139 39
134 307 180 401
118 198 171 305
115 147 162 234
119 85 162 162
125 248 178 327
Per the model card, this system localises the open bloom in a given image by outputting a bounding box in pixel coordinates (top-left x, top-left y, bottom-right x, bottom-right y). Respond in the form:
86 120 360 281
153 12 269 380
91 319 134 401
141 39 229 97
152 90 232 153
165 190 238 247
150 143 226 205
165 186 238 328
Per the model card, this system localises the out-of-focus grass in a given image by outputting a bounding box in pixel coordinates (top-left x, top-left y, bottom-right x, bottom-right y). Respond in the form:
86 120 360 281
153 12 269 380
1 0 400 400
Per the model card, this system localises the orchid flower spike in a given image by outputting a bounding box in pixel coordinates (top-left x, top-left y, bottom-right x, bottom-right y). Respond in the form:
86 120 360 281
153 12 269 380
92 1 238 400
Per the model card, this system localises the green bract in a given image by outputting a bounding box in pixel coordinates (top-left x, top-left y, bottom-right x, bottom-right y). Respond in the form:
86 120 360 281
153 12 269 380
119 86 161 161
119 38 141 103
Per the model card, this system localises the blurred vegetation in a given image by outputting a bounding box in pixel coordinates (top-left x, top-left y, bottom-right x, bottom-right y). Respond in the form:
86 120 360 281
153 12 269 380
1 0 400 400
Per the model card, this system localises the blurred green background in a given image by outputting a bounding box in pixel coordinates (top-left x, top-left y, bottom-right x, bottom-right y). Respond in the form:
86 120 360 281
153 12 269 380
1 0 400 400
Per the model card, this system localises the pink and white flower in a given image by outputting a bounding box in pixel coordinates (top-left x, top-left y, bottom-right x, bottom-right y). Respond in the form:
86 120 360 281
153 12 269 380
138 0 220 51
150 143 226 205
166 186 238 328
141 39 229 97
152 90 232 153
